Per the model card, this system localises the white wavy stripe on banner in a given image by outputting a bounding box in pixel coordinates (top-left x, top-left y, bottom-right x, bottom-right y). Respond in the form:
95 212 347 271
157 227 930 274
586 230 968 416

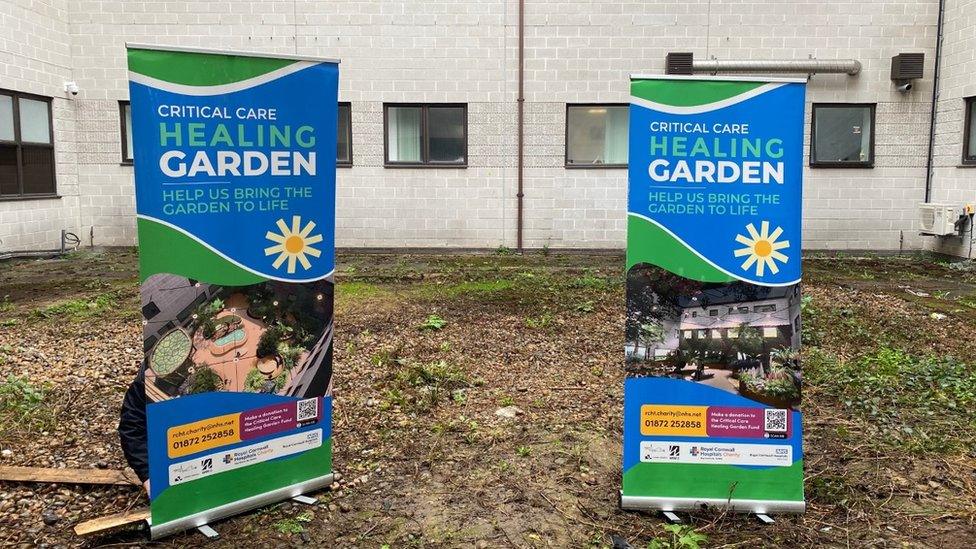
128 61 317 96
629 212 800 287
630 82 786 115
138 214 333 283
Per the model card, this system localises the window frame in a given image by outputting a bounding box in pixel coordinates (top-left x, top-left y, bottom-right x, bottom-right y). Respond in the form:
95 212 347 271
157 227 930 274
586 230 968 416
564 103 629 169
0 88 57 200
337 101 353 168
119 100 133 165
962 96 976 167
809 102 876 169
383 103 468 168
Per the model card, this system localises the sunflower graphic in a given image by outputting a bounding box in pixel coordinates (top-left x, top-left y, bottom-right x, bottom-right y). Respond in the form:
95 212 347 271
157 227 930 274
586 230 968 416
264 215 323 274
733 221 789 277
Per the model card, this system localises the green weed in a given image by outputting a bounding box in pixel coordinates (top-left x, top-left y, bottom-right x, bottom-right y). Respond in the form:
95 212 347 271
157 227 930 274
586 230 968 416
419 314 447 331
806 347 976 454
0 376 56 437
648 524 707 549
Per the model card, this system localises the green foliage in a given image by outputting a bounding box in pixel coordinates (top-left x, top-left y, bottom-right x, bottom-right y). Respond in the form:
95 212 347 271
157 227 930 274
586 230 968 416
277 342 306 370
732 323 764 358
0 376 55 437
395 360 469 412
34 292 119 320
188 365 223 394
257 325 285 358
806 347 976 454
419 314 447 331
648 524 707 549
516 445 531 457
499 395 514 406
273 517 305 535
575 300 595 313
243 368 269 393
200 317 217 339
495 245 515 255
0 295 13 313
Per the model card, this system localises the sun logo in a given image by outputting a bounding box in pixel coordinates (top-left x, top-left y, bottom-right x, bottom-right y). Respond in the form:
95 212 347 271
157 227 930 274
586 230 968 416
733 221 790 277
264 216 323 274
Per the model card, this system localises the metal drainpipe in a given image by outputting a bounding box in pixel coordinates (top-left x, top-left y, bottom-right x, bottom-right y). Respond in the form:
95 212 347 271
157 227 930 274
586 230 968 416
924 0 946 203
516 0 525 253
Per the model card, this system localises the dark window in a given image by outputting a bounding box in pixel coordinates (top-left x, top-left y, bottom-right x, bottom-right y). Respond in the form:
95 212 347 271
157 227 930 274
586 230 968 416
753 304 776 313
963 97 976 166
566 104 628 167
810 103 875 168
142 301 161 319
0 90 56 198
384 103 467 166
337 102 352 166
709 309 719 316
120 101 133 164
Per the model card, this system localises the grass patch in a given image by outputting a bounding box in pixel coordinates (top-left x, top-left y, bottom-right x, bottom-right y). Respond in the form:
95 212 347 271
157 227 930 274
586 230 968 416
32 292 120 320
806 347 976 454
335 281 386 300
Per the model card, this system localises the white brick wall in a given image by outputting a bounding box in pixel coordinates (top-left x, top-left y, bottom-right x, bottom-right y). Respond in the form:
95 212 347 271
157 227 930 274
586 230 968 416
0 0 965 253
928 0 976 257
0 0 81 251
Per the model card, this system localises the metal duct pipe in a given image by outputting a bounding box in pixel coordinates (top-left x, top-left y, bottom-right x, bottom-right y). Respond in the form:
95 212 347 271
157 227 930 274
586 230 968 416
693 59 862 75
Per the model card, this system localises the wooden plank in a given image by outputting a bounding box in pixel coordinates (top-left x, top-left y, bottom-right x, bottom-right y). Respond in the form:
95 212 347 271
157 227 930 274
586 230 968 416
73 507 150 537
0 466 140 486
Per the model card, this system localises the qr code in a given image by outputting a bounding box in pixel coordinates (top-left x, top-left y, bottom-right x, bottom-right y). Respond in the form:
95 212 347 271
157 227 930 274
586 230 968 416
764 408 788 433
296 398 319 423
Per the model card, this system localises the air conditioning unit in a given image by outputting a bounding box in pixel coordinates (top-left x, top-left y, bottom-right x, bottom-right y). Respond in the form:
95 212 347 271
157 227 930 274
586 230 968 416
918 203 957 236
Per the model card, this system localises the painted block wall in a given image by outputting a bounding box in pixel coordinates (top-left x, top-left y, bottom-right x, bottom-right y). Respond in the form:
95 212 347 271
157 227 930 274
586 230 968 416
0 0 962 254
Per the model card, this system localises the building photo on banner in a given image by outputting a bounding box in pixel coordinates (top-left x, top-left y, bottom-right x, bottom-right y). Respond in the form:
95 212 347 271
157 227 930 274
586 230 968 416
2 1 976 547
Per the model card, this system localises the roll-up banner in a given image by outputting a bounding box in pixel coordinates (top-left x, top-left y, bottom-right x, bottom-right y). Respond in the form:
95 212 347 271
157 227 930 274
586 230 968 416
127 44 339 537
622 75 806 513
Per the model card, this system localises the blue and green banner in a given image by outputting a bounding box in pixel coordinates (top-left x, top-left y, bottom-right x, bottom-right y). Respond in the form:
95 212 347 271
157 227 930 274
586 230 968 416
622 75 806 513
127 44 338 537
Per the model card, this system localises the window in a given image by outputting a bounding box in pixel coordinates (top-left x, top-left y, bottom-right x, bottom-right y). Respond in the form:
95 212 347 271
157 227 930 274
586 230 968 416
762 327 779 338
120 101 133 164
708 309 719 317
338 102 352 167
384 104 466 166
753 304 776 313
566 104 628 167
810 103 875 168
0 90 56 198
963 97 976 166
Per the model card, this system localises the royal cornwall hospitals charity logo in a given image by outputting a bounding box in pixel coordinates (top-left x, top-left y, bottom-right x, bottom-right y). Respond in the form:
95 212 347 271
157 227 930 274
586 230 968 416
264 216 323 274
733 221 790 277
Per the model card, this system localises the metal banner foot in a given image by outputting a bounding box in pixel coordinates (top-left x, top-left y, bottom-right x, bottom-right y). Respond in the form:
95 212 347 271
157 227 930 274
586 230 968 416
197 524 219 539
756 513 775 524
292 495 317 505
661 511 682 523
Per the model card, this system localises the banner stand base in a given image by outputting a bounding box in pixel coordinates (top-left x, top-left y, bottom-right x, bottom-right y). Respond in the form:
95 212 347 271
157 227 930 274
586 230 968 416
661 511 682 523
755 513 775 524
196 525 219 539
292 495 318 505
619 495 804 514
150 473 334 539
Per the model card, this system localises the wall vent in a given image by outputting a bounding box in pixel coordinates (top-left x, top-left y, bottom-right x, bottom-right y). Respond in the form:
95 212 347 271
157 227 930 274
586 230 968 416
891 53 924 81
666 52 694 75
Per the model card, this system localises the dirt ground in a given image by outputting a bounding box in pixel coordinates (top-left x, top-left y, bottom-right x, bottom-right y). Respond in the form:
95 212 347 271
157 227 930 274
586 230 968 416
0 249 974 548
